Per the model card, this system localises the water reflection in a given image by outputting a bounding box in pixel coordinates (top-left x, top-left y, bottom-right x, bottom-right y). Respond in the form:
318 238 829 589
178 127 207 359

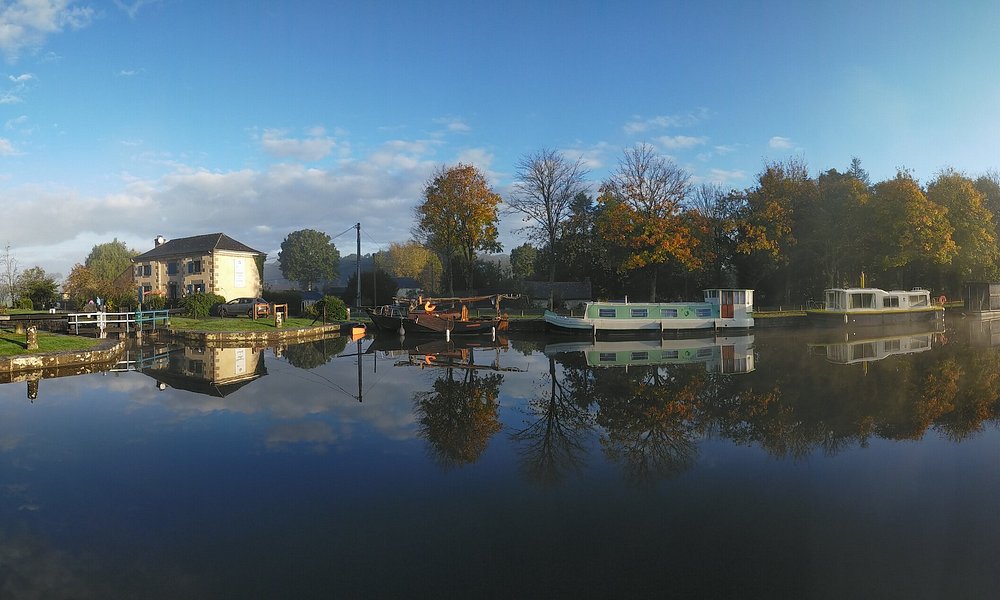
807 324 941 365
140 345 267 397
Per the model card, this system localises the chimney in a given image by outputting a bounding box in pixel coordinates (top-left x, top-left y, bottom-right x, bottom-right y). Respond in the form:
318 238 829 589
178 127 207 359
154 235 166 247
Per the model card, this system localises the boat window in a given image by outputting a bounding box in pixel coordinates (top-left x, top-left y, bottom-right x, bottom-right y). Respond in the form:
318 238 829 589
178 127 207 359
661 308 678 318
598 308 616 318
850 293 875 309
733 291 745 304
630 352 648 361
883 297 900 308
598 353 617 362
662 350 679 359
630 308 648 318
696 308 712 317
910 295 928 307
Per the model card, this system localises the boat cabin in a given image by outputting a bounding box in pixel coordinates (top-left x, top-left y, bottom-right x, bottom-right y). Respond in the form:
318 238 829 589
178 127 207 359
822 288 932 311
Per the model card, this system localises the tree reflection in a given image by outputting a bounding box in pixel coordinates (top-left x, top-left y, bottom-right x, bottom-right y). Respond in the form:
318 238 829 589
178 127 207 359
415 358 503 469
591 365 705 485
509 356 595 485
282 336 349 370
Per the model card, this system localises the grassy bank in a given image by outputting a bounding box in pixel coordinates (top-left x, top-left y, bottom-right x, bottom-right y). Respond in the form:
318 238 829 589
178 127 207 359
0 329 99 356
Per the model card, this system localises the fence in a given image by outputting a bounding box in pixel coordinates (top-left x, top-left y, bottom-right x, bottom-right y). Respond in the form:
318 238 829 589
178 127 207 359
68 310 171 337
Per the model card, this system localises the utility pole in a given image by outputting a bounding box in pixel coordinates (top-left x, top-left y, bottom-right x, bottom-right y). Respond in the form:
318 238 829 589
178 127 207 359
355 223 362 309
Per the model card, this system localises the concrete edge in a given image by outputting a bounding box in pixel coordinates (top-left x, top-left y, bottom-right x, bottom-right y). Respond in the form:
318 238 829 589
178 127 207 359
164 323 350 345
0 337 126 376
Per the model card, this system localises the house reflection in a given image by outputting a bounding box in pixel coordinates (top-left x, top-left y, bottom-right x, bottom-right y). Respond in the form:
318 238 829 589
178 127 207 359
141 344 267 397
544 334 755 374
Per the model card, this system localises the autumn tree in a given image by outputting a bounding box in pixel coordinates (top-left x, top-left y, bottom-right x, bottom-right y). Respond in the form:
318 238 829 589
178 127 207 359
869 171 956 286
415 164 502 295
383 241 441 293
596 144 699 301
278 229 341 291
974 170 1000 243
63 263 98 307
508 149 589 308
926 169 1000 292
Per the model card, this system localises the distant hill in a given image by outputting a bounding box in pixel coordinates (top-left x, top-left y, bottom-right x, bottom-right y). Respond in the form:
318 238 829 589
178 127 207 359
263 254 375 291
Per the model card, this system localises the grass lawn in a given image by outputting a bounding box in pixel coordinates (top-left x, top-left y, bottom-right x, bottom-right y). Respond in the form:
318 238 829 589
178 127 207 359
168 316 331 331
0 329 100 356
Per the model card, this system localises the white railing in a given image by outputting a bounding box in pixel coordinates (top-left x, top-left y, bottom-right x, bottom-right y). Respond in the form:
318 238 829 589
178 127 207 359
67 310 170 336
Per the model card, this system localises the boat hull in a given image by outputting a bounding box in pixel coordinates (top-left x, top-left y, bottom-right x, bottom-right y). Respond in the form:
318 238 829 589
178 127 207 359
544 310 752 336
805 307 944 327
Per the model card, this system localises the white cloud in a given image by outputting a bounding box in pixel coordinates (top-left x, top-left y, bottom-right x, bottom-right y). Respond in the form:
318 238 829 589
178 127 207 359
8 72 32 83
0 1 95 63
4 114 27 129
769 136 794 150
260 128 336 161
657 135 708 150
704 168 747 185
113 0 160 19
623 108 710 135
433 116 471 134
0 138 16 155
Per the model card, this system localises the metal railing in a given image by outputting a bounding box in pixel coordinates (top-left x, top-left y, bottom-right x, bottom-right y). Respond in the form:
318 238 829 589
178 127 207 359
67 309 171 336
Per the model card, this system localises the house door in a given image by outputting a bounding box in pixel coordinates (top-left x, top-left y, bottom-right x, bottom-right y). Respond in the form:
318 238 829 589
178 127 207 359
168 282 178 301
721 290 734 318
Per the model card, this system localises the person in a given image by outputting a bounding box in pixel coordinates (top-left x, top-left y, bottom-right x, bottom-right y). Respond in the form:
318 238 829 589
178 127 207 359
84 299 97 313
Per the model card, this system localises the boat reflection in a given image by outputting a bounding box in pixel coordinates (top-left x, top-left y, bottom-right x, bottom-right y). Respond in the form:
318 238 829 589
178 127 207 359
807 327 942 365
544 334 755 374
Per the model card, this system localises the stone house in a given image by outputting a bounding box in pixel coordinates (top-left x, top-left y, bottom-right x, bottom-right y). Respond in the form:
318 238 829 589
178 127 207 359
132 233 266 302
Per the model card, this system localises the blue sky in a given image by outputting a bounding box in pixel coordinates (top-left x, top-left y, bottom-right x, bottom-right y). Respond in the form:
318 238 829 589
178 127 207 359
2 0 1000 279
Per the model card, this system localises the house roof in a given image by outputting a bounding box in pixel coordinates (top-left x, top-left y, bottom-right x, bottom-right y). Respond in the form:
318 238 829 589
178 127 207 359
133 233 264 261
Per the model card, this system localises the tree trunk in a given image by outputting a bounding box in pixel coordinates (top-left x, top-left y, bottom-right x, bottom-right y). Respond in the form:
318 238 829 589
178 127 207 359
548 258 557 310
649 265 658 301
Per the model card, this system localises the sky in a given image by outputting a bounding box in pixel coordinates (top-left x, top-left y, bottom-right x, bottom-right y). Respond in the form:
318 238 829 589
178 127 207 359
2 0 1000 280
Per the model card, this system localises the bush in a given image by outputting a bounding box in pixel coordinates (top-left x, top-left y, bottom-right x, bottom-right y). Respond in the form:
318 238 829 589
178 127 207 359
321 295 348 321
142 294 167 310
182 293 226 318
15 296 33 310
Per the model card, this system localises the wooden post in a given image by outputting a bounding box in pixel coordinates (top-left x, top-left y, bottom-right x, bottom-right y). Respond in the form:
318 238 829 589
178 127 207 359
26 326 38 350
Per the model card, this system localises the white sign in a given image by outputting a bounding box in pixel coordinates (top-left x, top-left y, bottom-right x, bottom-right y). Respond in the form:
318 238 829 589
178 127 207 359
234 258 245 288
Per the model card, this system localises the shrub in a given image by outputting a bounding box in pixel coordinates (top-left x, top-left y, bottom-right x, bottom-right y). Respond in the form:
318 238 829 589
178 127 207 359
319 295 348 321
182 293 226 318
15 296 33 310
142 294 167 310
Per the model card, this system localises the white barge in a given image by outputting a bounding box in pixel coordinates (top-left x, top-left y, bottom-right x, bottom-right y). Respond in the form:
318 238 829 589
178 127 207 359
806 287 944 327
543 289 754 336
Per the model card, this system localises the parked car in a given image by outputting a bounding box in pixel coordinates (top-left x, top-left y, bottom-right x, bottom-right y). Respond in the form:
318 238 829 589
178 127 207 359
211 297 271 318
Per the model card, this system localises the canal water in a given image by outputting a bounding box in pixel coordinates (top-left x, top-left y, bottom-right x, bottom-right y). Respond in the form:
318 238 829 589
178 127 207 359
1 320 999 598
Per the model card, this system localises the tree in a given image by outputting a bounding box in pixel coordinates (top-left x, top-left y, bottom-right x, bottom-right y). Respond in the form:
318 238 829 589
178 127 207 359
15 266 59 309
0 242 18 307
63 263 98 307
508 149 589 307
415 164 502 295
509 243 537 281
84 239 137 282
341 268 398 307
926 169 999 291
869 171 956 284
383 241 441 292
974 171 1000 247
596 144 699 301
278 229 341 291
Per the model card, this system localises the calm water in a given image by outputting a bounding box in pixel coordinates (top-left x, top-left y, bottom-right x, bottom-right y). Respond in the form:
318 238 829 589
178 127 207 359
2 320 1000 599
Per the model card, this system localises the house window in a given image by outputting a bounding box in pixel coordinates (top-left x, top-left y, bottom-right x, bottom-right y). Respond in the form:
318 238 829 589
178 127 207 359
696 308 712 317
142 285 152 293
630 308 648 318
193 283 205 294
598 308 616 318
143 264 151 276
186 284 193 295
661 308 678 318
188 260 202 274
167 262 179 275
134 266 142 277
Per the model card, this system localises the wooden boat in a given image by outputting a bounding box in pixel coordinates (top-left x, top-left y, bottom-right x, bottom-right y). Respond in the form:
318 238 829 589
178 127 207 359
543 289 754 336
366 294 517 337
806 287 944 327
544 335 755 374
